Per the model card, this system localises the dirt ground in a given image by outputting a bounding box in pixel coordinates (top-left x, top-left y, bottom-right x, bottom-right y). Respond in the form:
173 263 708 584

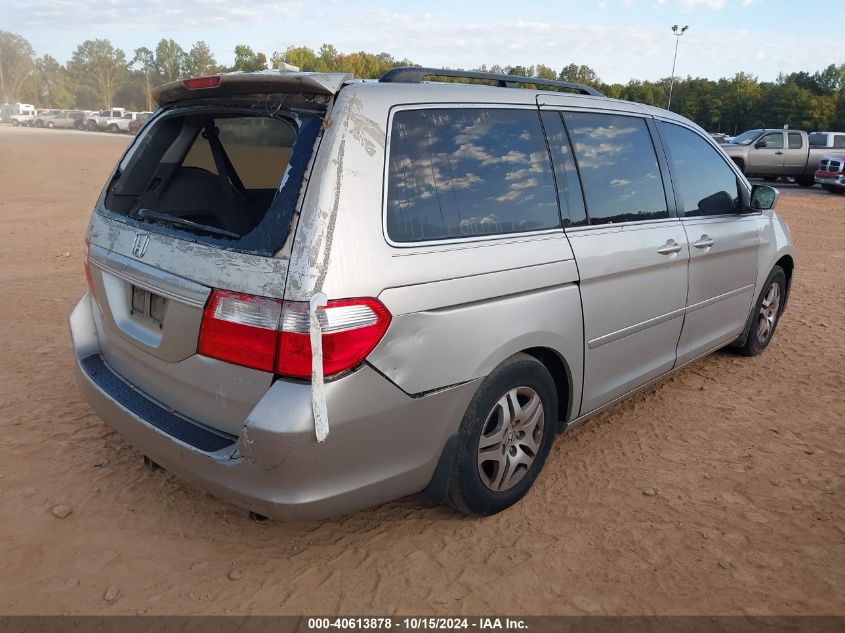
0 124 842 616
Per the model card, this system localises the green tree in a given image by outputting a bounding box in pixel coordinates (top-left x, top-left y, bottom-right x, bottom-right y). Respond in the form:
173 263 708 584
0 31 35 102
34 55 75 108
186 41 217 77
155 39 187 83
68 39 129 109
131 47 156 110
558 63 600 87
233 45 267 72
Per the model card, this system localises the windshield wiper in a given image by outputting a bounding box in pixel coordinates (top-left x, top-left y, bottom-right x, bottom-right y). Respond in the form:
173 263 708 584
137 209 241 239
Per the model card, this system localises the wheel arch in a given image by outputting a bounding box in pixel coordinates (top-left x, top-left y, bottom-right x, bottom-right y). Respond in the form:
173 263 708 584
522 346 574 431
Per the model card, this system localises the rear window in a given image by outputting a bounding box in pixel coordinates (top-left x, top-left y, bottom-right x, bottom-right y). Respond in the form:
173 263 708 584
808 133 826 146
788 132 803 149
385 108 560 243
102 108 321 255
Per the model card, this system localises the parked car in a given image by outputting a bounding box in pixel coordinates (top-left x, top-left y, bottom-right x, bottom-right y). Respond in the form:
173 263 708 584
1 102 36 122
34 109 64 128
69 68 794 520
107 111 143 133
721 128 845 186
85 108 126 131
8 106 37 127
42 110 87 129
128 111 153 135
808 131 845 149
814 153 845 194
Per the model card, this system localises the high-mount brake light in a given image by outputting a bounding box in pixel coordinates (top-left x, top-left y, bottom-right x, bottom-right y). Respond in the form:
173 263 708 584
183 76 221 91
197 291 391 378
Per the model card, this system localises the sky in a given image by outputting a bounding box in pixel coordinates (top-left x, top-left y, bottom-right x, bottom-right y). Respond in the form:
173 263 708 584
6 0 845 84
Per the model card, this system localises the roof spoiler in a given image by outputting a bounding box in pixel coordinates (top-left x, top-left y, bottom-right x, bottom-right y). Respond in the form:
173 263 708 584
153 71 353 106
379 66 603 97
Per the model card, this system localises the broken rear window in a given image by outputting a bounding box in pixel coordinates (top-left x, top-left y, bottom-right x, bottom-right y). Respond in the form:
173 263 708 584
102 107 322 255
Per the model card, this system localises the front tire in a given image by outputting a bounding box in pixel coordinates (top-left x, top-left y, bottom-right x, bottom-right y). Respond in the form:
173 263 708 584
46 121 55 129
448 353 557 516
822 185 844 195
736 266 786 357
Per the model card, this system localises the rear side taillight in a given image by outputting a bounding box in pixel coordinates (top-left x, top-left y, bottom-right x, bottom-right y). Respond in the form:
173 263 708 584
277 298 392 378
197 290 391 379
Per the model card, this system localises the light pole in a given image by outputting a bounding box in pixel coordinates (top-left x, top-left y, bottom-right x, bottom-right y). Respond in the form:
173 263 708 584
667 24 688 111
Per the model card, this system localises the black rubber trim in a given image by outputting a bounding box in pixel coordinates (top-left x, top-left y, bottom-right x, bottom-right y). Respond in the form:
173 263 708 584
80 354 236 453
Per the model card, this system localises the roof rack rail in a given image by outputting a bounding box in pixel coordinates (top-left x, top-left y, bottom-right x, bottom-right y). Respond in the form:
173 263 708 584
379 66 604 97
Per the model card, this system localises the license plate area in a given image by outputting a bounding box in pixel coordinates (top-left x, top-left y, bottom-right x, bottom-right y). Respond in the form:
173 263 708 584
131 285 167 328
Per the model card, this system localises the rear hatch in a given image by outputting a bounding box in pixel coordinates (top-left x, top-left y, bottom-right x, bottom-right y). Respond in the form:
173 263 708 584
85 72 349 437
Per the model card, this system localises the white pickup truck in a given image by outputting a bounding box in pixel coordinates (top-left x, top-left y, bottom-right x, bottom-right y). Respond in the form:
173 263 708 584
85 108 126 131
8 104 37 126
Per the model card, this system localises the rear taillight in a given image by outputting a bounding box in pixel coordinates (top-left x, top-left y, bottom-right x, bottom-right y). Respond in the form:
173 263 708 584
197 290 391 378
183 76 221 90
83 237 96 297
277 298 392 378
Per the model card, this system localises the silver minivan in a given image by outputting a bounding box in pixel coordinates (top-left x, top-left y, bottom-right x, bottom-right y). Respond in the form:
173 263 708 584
69 68 795 519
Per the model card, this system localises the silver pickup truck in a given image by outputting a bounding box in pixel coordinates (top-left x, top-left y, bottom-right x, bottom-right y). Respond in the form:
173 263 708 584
721 129 845 186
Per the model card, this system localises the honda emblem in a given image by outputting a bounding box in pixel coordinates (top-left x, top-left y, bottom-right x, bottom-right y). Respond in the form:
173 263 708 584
132 233 150 258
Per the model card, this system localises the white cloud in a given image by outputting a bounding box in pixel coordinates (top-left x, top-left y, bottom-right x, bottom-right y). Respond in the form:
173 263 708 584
13 0 303 29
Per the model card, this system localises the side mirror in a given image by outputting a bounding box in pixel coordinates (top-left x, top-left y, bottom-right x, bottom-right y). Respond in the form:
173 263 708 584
754 140 767 149
750 184 778 211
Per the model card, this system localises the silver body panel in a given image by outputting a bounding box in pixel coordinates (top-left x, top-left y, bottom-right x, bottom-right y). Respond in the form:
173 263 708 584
70 75 795 518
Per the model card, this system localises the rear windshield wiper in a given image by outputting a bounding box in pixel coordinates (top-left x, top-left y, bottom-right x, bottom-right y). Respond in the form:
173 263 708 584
137 209 241 239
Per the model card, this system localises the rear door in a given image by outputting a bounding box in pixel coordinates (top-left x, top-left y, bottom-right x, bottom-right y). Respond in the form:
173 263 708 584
784 131 808 174
656 120 761 364
546 109 690 414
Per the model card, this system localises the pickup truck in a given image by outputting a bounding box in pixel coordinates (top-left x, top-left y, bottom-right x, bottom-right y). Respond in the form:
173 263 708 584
814 153 845 194
85 108 126 131
9 106 37 126
721 129 845 186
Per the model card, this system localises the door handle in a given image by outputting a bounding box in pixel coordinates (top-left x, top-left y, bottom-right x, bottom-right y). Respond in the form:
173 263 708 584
693 234 715 249
774 151 784 155
657 239 682 255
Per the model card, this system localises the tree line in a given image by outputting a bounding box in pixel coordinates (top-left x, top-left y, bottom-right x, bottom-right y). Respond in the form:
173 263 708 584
1 30 844 133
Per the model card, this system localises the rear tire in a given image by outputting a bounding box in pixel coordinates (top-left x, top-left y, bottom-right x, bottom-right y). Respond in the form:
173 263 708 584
11 119 19 127
87 120 97 131
107 123 118 133
35 120 43 128
46 121 55 129
448 353 557 516
735 266 786 357
763 176 778 182
796 175 815 187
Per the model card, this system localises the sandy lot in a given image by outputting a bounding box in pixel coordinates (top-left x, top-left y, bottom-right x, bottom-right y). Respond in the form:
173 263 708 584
0 124 842 616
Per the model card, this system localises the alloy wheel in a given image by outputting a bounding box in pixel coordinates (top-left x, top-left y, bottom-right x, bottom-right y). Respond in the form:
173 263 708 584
756 281 781 343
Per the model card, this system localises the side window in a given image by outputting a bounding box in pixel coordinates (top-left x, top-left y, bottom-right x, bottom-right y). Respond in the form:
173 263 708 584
788 132 803 149
540 111 587 227
658 121 740 217
834 135 845 149
386 108 560 243
563 112 668 225
760 132 784 149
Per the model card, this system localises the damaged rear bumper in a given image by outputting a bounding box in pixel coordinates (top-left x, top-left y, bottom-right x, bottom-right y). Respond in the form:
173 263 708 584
70 293 478 519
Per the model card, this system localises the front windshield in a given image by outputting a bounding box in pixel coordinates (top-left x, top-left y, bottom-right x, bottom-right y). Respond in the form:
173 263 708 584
730 129 763 145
